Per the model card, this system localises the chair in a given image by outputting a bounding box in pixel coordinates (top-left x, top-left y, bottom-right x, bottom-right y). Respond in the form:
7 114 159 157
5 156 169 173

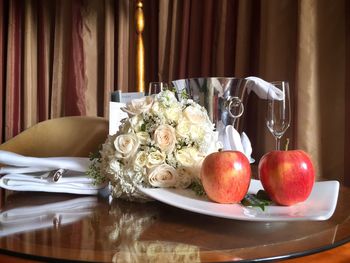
0 116 109 157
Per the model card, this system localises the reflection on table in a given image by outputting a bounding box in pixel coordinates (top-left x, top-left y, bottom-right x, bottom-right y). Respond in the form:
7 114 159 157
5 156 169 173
0 185 350 262
0 193 97 237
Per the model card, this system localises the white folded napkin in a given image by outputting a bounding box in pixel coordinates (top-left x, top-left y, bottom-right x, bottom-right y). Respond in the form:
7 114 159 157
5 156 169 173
0 172 104 195
218 122 254 163
0 150 106 195
245 76 284 100
0 150 89 172
0 196 97 237
0 166 54 174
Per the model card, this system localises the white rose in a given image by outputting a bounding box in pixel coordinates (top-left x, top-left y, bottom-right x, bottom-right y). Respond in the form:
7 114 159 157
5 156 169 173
189 124 206 141
134 151 148 168
129 115 144 132
176 148 195 167
176 147 203 167
147 150 166 168
183 105 208 124
176 168 194 188
101 134 118 158
154 124 176 153
187 162 202 179
114 134 139 160
199 131 222 154
151 101 160 113
176 120 191 138
123 96 154 115
148 164 178 188
165 105 182 122
156 90 178 106
136 131 150 145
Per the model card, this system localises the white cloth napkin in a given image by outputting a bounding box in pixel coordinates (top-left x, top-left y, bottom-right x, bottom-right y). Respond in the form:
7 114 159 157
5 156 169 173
0 150 89 172
0 196 97 237
218 122 254 163
245 76 284 100
0 150 106 195
0 172 104 195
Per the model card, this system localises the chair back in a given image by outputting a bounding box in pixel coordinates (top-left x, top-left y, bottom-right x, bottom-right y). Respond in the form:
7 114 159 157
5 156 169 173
0 116 108 157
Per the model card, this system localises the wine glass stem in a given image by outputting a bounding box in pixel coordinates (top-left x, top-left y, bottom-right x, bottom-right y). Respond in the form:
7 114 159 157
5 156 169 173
276 137 281 150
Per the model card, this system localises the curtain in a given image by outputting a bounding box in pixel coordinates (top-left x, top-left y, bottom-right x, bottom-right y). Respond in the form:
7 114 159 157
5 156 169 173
1 0 349 183
0 0 5 144
0 0 134 142
295 0 346 183
346 0 350 186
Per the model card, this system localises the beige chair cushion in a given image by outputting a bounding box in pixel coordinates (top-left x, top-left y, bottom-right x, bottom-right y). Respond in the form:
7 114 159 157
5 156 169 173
0 116 109 157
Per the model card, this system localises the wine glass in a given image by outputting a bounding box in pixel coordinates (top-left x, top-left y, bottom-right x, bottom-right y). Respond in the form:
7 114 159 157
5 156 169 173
266 81 291 150
148 82 169 95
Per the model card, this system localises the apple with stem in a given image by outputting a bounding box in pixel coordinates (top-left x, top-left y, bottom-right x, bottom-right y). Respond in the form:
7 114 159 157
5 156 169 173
258 147 315 206
200 151 251 204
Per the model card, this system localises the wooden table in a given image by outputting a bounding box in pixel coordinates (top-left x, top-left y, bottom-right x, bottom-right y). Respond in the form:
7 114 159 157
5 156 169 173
0 184 349 262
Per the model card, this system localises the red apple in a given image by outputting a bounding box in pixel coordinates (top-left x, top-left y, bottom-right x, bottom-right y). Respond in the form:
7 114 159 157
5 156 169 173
200 151 251 204
258 150 315 206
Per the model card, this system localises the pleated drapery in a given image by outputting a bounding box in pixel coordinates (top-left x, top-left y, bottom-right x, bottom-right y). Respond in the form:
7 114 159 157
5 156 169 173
0 0 135 141
0 0 349 183
0 1 4 144
295 0 346 183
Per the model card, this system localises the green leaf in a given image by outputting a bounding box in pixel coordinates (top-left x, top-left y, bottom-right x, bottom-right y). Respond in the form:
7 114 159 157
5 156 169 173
241 190 272 211
189 180 206 196
180 89 189 100
256 189 271 201
140 123 146 132
89 149 101 161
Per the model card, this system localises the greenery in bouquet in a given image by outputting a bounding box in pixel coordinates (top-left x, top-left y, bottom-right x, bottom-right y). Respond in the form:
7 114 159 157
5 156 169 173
88 90 222 201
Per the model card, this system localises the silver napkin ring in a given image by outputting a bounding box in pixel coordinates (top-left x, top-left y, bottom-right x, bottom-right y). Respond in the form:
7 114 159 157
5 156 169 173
51 169 66 182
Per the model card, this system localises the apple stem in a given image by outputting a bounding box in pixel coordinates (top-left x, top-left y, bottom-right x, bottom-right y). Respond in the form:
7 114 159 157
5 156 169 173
285 138 290 151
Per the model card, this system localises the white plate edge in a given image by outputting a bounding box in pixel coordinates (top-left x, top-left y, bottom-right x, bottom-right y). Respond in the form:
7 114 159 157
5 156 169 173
138 179 340 222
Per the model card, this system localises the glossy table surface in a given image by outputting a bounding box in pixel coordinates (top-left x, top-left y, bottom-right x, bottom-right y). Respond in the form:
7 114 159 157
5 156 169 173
0 183 350 262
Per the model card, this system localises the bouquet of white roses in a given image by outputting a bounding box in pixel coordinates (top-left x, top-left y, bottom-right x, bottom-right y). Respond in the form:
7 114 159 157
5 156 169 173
89 90 222 201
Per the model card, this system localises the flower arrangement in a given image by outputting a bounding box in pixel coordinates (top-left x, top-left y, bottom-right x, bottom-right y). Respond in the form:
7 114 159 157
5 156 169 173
88 90 222 201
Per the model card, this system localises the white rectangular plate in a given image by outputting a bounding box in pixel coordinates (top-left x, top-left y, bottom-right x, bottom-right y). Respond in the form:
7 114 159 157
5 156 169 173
138 179 339 221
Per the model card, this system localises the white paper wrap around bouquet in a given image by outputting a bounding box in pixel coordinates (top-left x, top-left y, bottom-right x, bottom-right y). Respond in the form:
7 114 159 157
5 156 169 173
0 150 106 195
